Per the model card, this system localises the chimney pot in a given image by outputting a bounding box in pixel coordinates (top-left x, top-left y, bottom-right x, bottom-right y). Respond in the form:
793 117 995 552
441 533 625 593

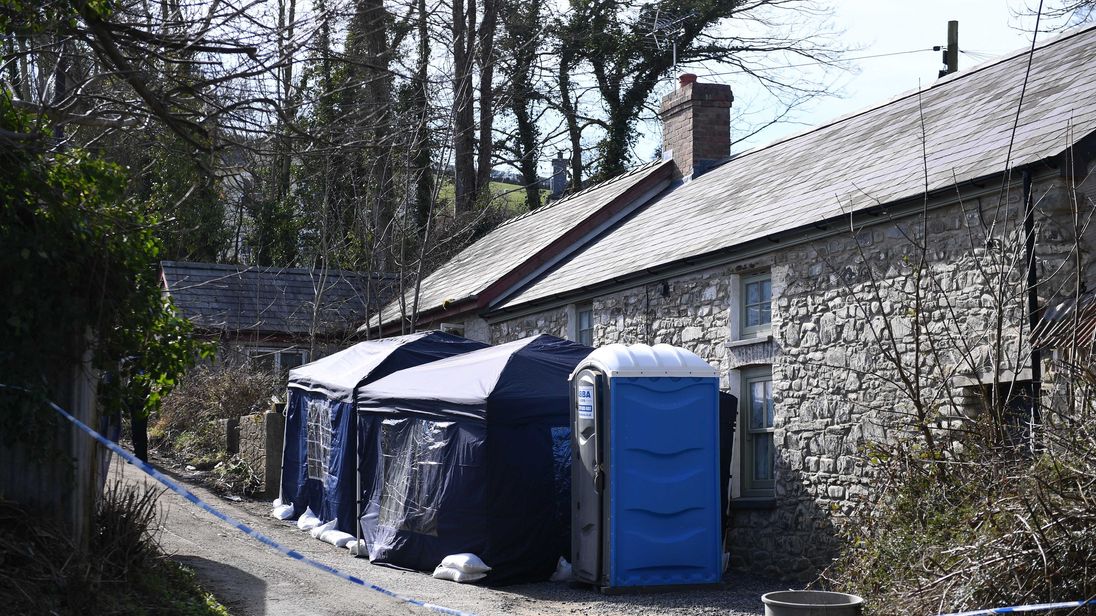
550 152 569 199
679 73 698 87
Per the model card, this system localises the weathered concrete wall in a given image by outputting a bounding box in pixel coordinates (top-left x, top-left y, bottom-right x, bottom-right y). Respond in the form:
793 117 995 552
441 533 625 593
463 317 490 343
486 173 1093 580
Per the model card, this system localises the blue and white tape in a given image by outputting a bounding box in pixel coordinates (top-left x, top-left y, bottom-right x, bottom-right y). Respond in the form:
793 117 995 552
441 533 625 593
30 391 478 616
939 599 1096 616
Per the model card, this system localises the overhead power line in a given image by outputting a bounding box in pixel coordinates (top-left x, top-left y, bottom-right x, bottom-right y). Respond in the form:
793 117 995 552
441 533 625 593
700 48 937 77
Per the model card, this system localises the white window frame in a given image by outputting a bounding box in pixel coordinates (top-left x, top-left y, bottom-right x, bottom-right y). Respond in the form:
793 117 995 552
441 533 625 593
741 273 773 338
740 366 775 497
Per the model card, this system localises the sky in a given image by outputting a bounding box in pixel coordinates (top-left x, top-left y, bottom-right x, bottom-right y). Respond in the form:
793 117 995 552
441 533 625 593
631 0 1071 158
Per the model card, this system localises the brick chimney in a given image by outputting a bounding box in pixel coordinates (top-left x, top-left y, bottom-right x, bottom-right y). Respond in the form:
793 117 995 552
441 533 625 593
659 74 733 180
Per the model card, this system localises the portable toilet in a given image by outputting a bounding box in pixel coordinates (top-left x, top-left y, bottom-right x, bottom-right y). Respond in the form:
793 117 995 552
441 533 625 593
570 343 722 591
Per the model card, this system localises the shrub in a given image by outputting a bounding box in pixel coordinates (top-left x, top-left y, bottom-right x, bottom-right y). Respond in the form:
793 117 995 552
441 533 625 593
822 380 1096 615
152 361 281 460
0 482 230 615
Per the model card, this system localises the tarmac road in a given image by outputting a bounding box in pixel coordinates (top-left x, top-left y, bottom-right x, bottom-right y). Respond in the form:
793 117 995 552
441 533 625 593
110 457 783 616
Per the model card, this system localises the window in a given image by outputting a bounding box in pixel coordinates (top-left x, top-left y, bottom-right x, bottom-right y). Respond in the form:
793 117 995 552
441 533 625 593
306 399 332 481
741 367 775 496
742 274 772 335
281 351 305 371
577 305 594 347
439 322 465 337
378 418 449 536
247 347 308 373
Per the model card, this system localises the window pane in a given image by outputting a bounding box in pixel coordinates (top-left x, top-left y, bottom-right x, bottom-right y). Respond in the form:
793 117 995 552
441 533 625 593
765 381 774 427
760 303 772 326
577 308 593 346
746 281 760 304
578 329 593 347
750 381 766 429
746 305 760 327
752 434 772 481
281 352 304 371
251 351 275 371
761 279 772 302
578 309 592 329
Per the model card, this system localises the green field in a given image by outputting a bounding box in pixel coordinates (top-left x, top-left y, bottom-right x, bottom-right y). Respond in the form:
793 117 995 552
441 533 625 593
436 181 546 214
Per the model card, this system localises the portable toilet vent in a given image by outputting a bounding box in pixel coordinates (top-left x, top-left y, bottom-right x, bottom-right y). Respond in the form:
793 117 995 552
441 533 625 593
569 343 722 591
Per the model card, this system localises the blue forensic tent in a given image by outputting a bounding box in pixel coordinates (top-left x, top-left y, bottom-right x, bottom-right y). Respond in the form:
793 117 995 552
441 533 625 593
355 334 592 585
281 331 488 534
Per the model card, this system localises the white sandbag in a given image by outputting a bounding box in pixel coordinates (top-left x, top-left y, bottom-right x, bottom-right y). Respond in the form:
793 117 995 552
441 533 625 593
296 507 321 531
319 529 355 548
549 557 572 582
271 502 295 520
438 553 491 574
348 539 366 556
309 519 336 539
432 565 486 583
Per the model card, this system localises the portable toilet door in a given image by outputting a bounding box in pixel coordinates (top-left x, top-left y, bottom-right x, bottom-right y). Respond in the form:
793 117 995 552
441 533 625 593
569 343 723 591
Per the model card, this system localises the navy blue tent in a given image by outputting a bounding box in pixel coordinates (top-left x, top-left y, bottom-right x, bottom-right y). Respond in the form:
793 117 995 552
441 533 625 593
281 331 488 534
355 334 592 584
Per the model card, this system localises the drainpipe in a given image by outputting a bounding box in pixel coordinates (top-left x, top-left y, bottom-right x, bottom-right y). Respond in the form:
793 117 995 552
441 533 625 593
1022 169 1042 429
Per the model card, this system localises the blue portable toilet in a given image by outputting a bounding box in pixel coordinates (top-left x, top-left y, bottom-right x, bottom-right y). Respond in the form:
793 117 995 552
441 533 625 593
570 343 722 590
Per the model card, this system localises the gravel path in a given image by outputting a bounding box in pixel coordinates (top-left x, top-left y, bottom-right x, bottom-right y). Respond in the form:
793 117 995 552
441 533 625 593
111 458 786 616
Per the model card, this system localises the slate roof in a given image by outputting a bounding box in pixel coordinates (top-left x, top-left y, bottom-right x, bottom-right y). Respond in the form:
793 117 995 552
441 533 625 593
161 261 398 337
495 24 1096 312
373 160 673 328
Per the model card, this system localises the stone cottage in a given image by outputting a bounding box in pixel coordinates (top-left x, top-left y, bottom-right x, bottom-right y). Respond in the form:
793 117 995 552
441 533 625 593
372 25 1096 578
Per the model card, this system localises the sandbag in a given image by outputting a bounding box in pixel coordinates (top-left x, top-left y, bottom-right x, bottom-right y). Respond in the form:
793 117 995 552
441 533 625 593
432 565 486 583
271 498 295 520
438 553 491 574
319 529 356 548
297 507 322 531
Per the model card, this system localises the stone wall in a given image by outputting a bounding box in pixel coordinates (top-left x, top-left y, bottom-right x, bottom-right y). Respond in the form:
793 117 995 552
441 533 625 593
486 172 1092 580
489 305 570 344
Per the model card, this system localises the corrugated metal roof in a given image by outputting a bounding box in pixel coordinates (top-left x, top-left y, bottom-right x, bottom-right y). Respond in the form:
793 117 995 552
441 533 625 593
1031 294 1096 350
161 261 398 337
374 159 672 327
496 25 1096 311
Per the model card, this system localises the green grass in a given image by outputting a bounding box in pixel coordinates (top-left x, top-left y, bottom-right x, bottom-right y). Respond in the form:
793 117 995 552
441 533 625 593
436 180 546 213
103 558 233 616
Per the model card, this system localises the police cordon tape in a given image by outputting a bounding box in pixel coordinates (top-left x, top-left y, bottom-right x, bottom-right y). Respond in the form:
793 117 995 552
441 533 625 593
937 599 1096 616
37 392 479 616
